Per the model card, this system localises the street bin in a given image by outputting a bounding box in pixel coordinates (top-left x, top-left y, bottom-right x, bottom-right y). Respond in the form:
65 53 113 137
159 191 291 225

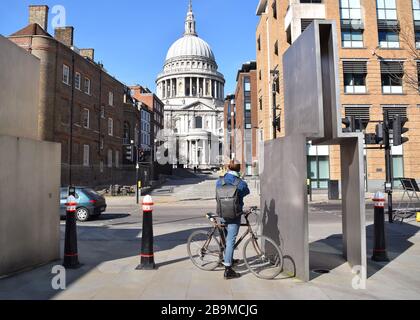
328 180 340 200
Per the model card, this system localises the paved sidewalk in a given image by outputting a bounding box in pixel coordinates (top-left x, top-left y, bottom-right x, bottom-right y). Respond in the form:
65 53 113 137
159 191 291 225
0 216 419 300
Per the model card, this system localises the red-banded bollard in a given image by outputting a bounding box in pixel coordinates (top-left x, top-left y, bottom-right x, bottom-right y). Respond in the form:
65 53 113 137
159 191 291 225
372 192 389 262
63 193 81 268
136 195 156 270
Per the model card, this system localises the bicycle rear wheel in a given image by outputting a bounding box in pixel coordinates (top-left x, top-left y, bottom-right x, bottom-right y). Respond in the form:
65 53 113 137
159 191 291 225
187 230 222 271
243 235 284 280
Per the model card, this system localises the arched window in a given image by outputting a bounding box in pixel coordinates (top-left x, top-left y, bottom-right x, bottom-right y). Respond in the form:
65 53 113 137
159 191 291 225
195 116 203 129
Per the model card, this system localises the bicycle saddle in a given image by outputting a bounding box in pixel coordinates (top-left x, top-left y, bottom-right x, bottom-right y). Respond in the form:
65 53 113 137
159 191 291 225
206 213 218 219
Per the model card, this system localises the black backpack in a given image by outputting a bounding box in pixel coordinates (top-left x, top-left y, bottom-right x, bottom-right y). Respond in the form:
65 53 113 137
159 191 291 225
216 177 242 220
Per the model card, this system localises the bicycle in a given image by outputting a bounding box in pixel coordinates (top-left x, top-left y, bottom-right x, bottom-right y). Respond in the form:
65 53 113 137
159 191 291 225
187 206 284 280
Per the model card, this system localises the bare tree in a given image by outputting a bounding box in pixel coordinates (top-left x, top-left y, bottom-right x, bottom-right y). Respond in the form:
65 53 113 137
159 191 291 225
396 21 419 92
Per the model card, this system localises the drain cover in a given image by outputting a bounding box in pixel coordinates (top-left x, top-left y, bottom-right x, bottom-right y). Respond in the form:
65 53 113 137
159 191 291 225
312 269 330 274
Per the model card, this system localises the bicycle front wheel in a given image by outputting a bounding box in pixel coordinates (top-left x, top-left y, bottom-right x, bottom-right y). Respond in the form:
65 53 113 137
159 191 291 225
187 230 222 271
243 235 284 280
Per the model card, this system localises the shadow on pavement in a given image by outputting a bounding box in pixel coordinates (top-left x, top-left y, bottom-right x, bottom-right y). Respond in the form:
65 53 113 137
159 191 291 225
309 222 420 280
0 225 208 300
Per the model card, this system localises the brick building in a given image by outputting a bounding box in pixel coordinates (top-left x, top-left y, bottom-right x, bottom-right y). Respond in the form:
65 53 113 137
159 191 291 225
8 5 139 187
224 61 259 176
129 85 168 179
256 0 420 191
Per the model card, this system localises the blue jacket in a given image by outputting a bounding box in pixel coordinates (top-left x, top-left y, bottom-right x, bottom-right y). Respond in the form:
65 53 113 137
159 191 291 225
216 172 250 212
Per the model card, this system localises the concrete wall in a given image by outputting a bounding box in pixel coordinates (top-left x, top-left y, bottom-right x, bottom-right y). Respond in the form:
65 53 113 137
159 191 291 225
0 35 61 277
0 35 40 140
0 136 61 277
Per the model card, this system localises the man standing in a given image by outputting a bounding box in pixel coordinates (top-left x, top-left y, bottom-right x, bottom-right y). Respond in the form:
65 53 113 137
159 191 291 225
216 161 250 280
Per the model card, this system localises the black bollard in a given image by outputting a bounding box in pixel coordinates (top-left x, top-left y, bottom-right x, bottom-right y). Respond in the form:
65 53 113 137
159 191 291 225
63 187 81 269
136 195 156 270
372 192 389 262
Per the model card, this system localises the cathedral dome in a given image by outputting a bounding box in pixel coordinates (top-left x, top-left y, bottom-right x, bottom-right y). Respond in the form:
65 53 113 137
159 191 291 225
165 35 215 63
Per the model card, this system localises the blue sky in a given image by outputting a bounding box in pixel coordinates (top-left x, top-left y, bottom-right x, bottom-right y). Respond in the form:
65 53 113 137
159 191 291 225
0 0 259 94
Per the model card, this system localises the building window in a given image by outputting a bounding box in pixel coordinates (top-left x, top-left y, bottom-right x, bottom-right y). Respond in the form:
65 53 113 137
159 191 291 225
257 36 261 51
418 62 420 91
301 19 315 33
414 0 420 48
340 0 364 48
83 145 90 167
84 77 91 95
75 72 81 90
378 30 400 48
274 40 279 56
344 105 371 131
101 106 105 118
63 64 70 85
100 160 104 173
109 92 114 106
108 118 114 136
100 138 104 150
343 60 367 94
108 150 113 168
377 0 397 20
342 29 363 48
377 0 399 48
272 0 277 19
244 77 251 92
381 61 404 94
259 97 263 111
245 102 252 111
82 108 90 128
195 116 203 129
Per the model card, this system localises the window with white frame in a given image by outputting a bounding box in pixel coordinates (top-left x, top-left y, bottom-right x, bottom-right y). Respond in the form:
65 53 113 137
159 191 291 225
377 0 397 20
82 108 90 128
63 64 70 85
343 60 367 93
377 0 400 48
108 149 113 168
84 77 91 95
100 160 104 173
75 72 81 90
108 118 113 136
100 106 105 118
414 0 420 48
83 145 90 167
109 92 114 106
381 61 404 94
340 0 364 48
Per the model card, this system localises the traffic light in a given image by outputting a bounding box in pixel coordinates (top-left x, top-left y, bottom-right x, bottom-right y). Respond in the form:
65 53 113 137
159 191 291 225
393 115 409 146
375 123 384 144
342 117 353 133
274 115 281 132
124 145 134 162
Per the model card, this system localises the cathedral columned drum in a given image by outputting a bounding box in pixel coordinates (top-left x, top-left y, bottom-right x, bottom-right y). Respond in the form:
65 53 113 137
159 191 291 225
156 1 225 170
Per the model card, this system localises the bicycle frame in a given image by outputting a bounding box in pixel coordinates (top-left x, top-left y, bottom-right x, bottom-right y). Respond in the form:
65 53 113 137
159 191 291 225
208 211 259 254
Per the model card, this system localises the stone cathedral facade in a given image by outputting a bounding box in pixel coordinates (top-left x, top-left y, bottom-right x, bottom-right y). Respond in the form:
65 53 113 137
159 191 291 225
156 1 225 169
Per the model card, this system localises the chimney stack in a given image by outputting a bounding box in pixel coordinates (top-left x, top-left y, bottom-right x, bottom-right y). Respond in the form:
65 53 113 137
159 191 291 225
54 27 74 47
29 5 49 31
80 49 95 61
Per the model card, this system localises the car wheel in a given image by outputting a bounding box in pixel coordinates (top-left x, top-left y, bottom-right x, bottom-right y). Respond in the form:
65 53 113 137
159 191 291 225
76 207 90 222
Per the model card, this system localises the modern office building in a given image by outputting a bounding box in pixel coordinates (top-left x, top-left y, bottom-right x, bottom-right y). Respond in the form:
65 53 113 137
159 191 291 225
256 0 420 190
